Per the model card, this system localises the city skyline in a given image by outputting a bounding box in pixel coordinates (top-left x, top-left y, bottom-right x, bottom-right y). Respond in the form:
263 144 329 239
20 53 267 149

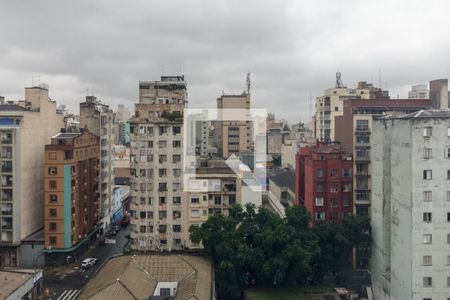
1 0 450 122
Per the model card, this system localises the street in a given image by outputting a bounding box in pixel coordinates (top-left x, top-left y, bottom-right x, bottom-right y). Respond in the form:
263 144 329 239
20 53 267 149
43 225 130 300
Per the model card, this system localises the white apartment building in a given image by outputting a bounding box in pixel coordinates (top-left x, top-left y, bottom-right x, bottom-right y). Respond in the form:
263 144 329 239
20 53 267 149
129 76 186 251
409 84 429 99
80 96 116 230
0 86 64 267
371 110 450 300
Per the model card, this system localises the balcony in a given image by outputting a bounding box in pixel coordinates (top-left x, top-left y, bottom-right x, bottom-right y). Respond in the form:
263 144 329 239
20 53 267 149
355 155 370 162
355 171 370 177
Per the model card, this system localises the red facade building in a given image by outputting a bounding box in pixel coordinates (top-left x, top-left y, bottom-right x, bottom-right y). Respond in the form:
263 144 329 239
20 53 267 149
295 142 353 225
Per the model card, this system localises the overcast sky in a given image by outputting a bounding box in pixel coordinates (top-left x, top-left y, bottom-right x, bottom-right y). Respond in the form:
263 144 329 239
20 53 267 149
1 0 449 123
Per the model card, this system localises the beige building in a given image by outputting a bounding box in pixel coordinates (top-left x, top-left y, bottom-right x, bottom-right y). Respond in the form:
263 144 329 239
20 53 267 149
130 76 187 251
0 86 64 267
80 96 116 230
185 159 241 248
314 80 388 142
216 93 252 158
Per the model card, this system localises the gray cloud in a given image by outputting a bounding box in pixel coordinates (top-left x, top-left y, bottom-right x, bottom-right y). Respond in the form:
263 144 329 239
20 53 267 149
1 0 449 123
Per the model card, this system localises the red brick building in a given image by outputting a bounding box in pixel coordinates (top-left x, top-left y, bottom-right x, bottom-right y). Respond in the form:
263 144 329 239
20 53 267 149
295 142 353 225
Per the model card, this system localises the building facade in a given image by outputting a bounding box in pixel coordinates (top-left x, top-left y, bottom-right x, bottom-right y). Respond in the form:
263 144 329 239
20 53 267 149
295 142 353 225
0 86 64 267
334 99 431 217
429 79 449 109
408 84 429 99
80 96 115 230
216 93 252 158
44 129 99 265
314 80 388 142
371 110 450 300
129 76 186 251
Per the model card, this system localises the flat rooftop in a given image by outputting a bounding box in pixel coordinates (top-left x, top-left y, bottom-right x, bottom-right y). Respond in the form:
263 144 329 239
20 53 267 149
0 270 33 299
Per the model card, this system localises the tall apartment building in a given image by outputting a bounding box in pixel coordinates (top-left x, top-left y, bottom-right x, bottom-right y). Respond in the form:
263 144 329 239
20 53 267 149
371 110 450 300
314 79 388 142
185 159 240 248
334 99 431 217
216 93 252 158
129 76 186 251
429 78 449 109
0 86 64 267
80 96 115 230
44 128 99 265
295 142 353 225
408 84 429 99
115 104 131 145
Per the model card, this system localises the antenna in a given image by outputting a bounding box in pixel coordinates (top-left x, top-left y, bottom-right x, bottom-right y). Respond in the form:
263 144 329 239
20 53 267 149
378 69 382 89
246 72 251 95
335 72 344 88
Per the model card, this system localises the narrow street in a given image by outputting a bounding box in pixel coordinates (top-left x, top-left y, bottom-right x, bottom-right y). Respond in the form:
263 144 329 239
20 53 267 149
42 225 130 300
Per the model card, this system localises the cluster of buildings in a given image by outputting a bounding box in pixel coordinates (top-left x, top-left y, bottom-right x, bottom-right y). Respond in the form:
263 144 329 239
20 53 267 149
1 73 450 299
0 85 131 268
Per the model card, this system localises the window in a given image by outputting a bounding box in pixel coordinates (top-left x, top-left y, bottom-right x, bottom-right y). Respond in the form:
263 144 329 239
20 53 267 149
342 183 352 192
173 197 181 204
159 155 167 163
173 211 181 219
173 126 181 134
159 197 166 205
423 170 432 180
423 255 432 266
48 167 57 175
173 225 181 232
159 141 167 148
175 239 181 245
49 208 57 217
316 169 324 177
159 168 167 177
448 170 450 180
315 211 325 221
49 180 57 189
140 211 146 219
423 191 432 202
448 191 450 201
147 212 153 219
423 148 432 159
343 198 350 207
173 182 181 191
423 127 432 137
48 152 57 160
315 197 324 206
423 276 432 287
342 168 352 177
49 222 57 231
173 169 181 177
423 212 432 222
447 212 450 222
330 184 338 193
49 236 57 245
173 140 181 148
447 256 450 265
191 210 200 218
330 169 338 177
448 234 450 244
159 225 167 233
191 197 200 204
173 155 181 163
49 194 58 203
330 199 338 208
447 277 450 287
158 183 167 192
214 196 222 205
159 211 167 219
447 147 450 158
316 184 324 193
423 234 432 244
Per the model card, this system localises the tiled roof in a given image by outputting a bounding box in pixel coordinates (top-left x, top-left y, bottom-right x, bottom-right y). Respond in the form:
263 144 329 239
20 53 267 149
269 167 296 191
79 255 212 300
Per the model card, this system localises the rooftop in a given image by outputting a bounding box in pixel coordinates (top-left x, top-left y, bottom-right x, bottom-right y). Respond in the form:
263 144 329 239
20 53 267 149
0 270 34 299
268 167 296 191
79 255 212 300
396 109 450 119
0 104 27 112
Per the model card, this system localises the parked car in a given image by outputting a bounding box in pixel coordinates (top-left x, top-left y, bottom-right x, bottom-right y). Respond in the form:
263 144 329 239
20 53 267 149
81 258 97 269
105 230 116 237
112 225 121 232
